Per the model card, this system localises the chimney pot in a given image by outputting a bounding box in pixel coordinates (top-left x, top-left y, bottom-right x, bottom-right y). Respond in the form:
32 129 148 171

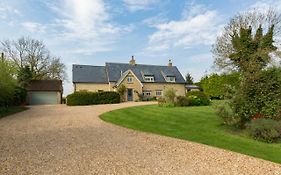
129 55 136 65
168 59 172 67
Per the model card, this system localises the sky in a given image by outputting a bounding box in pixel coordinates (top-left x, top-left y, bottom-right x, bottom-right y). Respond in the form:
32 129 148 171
0 0 280 95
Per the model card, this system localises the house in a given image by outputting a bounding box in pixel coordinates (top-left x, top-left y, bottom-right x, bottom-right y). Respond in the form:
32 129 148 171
27 80 63 105
72 56 186 101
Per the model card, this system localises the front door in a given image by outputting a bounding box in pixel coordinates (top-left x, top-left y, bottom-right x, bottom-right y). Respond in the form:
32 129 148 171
127 89 133 101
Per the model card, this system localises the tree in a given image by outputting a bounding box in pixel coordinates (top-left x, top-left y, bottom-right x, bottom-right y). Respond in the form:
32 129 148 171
117 84 126 102
185 73 194 84
0 59 16 107
212 9 281 71
17 65 33 88
199 72 240 99
1 37 66 81
213 8 281 127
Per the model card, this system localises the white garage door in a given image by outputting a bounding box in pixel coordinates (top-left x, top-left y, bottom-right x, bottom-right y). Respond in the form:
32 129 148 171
29 91 58 105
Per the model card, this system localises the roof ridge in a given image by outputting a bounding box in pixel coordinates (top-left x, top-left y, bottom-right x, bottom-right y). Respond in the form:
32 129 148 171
105 62 176 67
73 64 105 67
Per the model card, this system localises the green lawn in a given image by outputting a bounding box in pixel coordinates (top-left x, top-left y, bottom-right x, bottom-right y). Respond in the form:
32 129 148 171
101 104 281 164
0 106 28 118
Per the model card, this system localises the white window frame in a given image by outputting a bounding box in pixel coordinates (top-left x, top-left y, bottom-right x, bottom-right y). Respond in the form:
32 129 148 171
156 90 162 96
142 91 151 96
167 76 175 82
144 76 154 82
127 76 133 83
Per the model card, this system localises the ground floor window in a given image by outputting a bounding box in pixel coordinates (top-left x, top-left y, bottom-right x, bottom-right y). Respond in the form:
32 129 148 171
142 91 151 96
156 90 162 96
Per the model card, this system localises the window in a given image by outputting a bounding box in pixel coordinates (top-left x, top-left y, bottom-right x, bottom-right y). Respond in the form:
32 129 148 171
127 76 133 83
156 90 162 96
167 76 175 82
142 91 151 96
144 76 154 82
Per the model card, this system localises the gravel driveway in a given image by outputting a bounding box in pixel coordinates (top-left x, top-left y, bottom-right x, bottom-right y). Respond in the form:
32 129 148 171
0 102 280 175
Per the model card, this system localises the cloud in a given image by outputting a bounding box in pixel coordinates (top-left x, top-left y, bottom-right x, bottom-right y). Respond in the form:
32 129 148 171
22 22 46 33
123 0 160 12
29 0 129 54
0 2 20 20
146 2 224 51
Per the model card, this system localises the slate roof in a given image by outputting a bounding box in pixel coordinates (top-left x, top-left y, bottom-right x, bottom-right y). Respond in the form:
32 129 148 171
72 62 186 84
72 64 108 83
27 80 62 91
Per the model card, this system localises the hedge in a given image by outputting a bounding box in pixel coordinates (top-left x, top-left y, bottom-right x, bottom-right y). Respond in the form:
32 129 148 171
66 91 120 106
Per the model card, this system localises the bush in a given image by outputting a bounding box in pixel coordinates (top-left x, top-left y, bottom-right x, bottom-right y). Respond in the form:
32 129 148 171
66 91 120 106
163 88 176 106
176 96 189 106
232 67 281 127
247 118 281 143
10 86 27 106
157 97 166 107
215 101 240 126
186 91 210 106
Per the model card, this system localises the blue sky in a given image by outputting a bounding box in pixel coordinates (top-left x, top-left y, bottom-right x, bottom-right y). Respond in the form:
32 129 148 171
0 0 280 95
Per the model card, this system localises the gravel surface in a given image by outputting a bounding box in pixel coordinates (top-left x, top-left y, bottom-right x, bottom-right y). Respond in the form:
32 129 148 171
0 102 280 175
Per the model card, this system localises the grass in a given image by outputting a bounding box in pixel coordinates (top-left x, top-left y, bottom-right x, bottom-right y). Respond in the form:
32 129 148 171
100 104 281 164
0 106 28 118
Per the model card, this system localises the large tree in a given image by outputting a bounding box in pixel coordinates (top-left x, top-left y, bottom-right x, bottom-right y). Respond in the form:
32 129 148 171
213 8 281 127
1 37 66 80
212 9 281 71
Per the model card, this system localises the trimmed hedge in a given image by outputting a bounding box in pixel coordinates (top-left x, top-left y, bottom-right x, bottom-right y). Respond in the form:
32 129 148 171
66 91 120 106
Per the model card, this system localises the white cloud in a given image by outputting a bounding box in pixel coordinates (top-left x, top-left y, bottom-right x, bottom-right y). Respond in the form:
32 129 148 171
0 2 20 20
146 3 224 51
30 0 130 54
123 0 160 12
22 22 46 33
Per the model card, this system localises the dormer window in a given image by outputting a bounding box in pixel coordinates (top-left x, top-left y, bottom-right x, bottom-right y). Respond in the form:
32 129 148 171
166 76 175 82
144 76 154 82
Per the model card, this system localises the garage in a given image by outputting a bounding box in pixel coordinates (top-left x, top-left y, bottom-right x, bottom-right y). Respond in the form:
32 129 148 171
27 80 63 105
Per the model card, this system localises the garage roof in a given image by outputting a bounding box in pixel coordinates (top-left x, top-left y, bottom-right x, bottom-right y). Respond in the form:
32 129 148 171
27 80 63 92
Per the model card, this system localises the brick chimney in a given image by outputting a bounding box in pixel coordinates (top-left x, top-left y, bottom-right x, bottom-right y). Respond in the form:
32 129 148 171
168 59 172 67
129 55 136 65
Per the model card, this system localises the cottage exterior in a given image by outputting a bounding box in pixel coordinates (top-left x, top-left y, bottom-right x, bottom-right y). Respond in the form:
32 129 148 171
72 57 186 101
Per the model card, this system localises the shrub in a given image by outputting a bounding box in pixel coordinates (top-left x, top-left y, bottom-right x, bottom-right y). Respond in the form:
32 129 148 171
232 67 281 127
163 88 176 106
10 86 27 106
176 96 189 106
247 118 281 143
157 97 166 107
186 91 210 106
215 101 240 127
66 91 120 106
117 84 126 102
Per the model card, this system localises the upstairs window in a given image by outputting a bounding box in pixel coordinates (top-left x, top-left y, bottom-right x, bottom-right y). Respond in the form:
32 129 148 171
166 76 175 82
144 76 154 82
127 76 133 83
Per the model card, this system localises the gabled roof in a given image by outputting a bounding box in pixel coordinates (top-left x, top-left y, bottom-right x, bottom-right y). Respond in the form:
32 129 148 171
105 62 186 84
72 64 108 83
72 62 186 84
115 69 143 87
27 80 62 91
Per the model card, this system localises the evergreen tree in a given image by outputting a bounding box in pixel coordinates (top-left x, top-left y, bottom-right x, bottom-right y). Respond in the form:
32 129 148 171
185 73 194 84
